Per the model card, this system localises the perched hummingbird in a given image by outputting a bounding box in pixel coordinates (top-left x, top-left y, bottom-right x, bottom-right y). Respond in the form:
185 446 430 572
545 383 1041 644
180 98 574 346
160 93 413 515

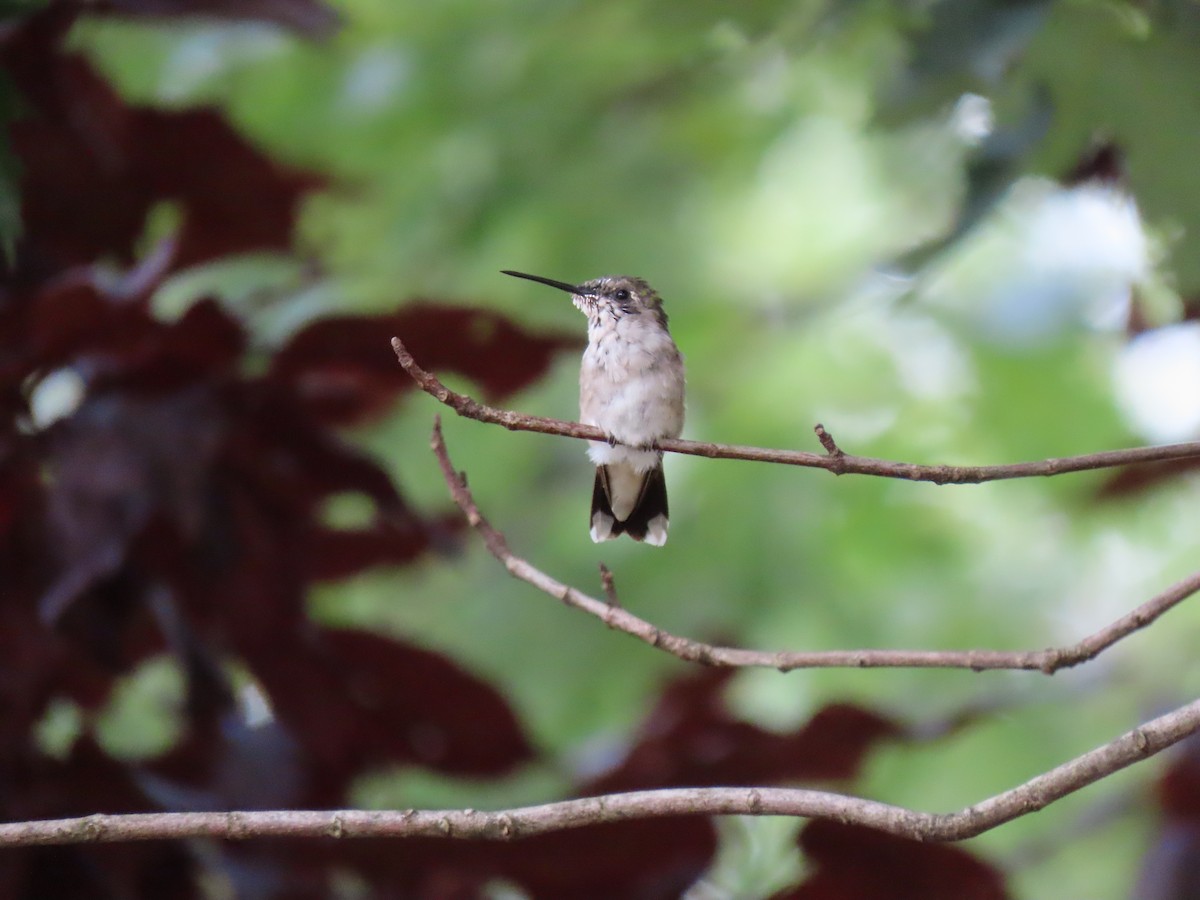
502 270 686 545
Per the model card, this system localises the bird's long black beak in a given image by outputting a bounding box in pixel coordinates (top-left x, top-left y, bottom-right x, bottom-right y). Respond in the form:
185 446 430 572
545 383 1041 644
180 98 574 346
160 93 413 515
501 270 586 295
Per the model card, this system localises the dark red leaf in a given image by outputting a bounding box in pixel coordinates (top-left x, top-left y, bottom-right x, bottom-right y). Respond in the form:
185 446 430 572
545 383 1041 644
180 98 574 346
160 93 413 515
5 736 153 821
25 284 244 383
134 108 324 268
585 668 902 793
0 10 571 897
27 305 440 638
474 817 716 900
1157 734 1200 820
270 304 581 425
295 817 717 900
1061 140 1126 188
26 276 157 368
0 436 43 582
0 842 201 900
1096 459 1200 499
393 305 582 401
301 512 462 582
1 11 322 277
772 821 1009 900
0 738 202 900
220 385 406 509
245 628 536 791
36 385 227 620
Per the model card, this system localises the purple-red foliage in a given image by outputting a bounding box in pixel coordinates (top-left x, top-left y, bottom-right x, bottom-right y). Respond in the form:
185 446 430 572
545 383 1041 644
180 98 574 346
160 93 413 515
1 7 325 282
0 5 1014 898
772 821 1009 900
0 5 561 895
583 668 901 795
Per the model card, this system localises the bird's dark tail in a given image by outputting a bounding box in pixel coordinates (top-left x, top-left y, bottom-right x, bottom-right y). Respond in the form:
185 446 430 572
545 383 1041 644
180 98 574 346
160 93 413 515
590 464 670 546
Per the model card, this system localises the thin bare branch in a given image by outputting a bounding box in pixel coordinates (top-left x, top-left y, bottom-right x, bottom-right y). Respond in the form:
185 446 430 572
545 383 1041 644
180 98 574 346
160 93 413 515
392 337 1200 484
428 417 1200 673
3 694 1198 847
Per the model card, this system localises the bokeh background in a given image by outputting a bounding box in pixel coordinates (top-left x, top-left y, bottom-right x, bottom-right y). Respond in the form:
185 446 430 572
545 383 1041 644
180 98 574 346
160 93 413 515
6 1 1200 897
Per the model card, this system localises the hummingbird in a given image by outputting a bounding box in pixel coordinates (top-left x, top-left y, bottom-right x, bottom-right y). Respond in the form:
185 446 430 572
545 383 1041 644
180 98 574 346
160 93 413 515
502 270 686 545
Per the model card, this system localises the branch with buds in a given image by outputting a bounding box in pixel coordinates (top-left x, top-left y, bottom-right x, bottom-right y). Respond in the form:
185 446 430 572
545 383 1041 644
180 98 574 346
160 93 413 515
2 692 1198 848
9 341 1194 853
395 338 1200 672
390 337 1200 484
425 416 1200 672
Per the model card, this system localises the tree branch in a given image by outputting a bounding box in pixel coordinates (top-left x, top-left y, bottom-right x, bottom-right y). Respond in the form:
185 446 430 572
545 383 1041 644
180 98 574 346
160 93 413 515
391 337 1200 484
3 694 1198 847
428 417 1200 673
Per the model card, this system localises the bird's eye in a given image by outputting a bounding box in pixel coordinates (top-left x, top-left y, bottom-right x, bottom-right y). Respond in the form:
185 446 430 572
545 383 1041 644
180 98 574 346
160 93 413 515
614 288 631 301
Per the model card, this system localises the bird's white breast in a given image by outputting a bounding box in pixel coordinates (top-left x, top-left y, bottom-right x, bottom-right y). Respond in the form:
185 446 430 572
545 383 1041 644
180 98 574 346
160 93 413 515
579 314 685 470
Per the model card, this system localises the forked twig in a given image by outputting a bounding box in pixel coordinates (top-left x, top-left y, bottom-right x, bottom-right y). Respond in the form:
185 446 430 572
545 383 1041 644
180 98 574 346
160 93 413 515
392 337 1200 484
428 417 1200 673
